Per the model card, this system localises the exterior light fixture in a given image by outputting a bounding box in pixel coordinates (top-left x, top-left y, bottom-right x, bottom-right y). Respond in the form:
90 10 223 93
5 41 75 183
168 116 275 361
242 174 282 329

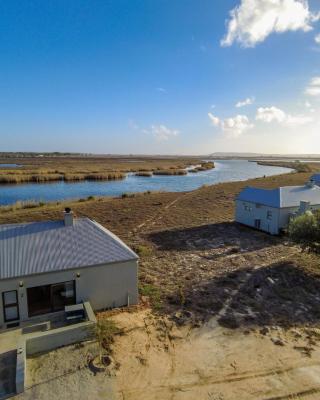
76 273 81 278
19 281 24 288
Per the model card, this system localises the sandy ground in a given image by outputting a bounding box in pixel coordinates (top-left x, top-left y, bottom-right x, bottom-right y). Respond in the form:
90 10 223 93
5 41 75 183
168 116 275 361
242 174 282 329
16 308 320 400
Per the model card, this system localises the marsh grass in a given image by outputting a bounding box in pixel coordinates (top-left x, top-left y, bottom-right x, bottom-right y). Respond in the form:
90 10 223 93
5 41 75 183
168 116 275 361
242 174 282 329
135 171 153 177
153 169 187 176
0 155 200 185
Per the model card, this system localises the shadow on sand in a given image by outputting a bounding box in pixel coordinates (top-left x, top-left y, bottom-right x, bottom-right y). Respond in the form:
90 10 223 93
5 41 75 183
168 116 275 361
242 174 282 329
168 261 320 329
148 221 280 252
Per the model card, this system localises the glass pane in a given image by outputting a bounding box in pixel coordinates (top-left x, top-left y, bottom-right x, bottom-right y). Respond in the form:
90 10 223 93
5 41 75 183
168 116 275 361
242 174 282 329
5 305 18 321
3 291 17 305
64 282 75 298
27 285 51 317
52 281 75 311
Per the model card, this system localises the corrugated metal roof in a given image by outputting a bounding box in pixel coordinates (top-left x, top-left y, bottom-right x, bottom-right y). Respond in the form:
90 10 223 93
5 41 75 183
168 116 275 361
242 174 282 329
237 187 280 207
0 218 138 280
237 185 320 208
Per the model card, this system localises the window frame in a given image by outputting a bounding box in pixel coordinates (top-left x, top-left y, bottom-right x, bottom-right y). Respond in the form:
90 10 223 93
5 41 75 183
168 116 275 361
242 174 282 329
2 290 20 322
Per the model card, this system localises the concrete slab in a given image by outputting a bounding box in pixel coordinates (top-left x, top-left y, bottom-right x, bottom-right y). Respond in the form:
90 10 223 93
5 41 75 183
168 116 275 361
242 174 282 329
0 350 16 399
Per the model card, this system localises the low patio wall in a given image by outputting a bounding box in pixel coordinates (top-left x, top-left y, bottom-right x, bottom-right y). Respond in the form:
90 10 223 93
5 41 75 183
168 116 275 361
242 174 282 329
16 302 96 394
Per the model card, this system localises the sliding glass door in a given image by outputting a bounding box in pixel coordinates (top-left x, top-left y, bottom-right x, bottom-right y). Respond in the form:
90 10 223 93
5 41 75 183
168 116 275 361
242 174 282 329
51 281 76 312
27 281 76 317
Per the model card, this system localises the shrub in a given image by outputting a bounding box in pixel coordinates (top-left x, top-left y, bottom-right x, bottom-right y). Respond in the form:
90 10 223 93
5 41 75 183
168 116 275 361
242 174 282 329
288 211 320 252
134 244 153 257
293 163 312 173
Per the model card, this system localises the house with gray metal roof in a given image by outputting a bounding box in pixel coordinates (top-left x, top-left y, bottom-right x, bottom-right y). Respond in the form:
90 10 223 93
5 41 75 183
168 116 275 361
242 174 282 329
0 209 138 329
235 181 320 235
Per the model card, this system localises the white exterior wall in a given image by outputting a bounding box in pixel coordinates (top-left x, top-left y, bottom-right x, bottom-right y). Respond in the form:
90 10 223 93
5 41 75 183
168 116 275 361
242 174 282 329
235 200 280 235
0 259 138 328
278 204 320 229
236 200 320 234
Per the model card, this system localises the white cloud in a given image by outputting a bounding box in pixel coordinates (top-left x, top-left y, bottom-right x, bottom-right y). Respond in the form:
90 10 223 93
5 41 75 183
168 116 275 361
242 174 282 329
208 112 220 126
315 33 320 43
305 76 320 96
208 112 253 137
145 124 179 141
256 106 313 126
235 97 255 108
221 0 320 48
223 115 254 137
156 87 167 93
305 101 316 112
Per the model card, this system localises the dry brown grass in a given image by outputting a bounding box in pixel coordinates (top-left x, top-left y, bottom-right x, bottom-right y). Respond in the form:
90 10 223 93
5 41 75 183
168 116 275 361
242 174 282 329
1 168 320 323
0 155 200 185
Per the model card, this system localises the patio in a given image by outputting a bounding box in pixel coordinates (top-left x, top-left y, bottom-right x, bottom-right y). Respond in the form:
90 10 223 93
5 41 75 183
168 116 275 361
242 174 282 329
0 302 96 399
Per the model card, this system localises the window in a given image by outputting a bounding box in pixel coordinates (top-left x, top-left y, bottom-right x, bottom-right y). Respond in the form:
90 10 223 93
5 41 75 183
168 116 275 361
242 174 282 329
256 204 261 208
2 290 19 322
267 211 272 220
243 203 252 212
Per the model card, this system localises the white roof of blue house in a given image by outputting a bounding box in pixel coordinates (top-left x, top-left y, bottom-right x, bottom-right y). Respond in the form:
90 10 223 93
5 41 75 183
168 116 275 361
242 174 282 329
0 218 138 280
237 185 320 208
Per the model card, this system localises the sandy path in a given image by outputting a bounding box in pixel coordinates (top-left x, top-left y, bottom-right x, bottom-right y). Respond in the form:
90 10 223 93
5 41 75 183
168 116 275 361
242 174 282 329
18 307 320 400
111 310 320 400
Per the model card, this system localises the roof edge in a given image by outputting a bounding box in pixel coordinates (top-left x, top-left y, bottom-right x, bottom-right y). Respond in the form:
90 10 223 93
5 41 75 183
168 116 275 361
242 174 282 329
89 219 139 260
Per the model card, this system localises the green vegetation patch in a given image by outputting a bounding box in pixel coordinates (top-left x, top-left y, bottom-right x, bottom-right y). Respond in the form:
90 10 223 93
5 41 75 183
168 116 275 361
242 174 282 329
133 244 153 257
139 283 163 310
288 210 320 253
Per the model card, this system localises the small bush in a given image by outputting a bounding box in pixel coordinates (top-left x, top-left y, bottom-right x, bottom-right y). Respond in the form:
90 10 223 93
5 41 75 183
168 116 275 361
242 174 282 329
288 210 320 253
139 283 162 310
134 244 153 257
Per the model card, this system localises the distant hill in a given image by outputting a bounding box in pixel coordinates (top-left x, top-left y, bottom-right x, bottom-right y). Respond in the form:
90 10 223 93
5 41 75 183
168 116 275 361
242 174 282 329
208 152 320 160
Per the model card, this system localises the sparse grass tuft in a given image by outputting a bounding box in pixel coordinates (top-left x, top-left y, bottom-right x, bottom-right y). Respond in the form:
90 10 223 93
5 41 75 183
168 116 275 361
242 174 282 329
95 318 121 357
139 283 163 310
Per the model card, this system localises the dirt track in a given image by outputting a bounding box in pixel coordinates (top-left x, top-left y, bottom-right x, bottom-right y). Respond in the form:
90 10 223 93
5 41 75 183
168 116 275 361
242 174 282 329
19 308 320 400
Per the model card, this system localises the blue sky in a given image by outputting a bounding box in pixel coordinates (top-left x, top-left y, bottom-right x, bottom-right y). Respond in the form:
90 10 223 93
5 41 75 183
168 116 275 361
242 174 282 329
0 0 320 154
